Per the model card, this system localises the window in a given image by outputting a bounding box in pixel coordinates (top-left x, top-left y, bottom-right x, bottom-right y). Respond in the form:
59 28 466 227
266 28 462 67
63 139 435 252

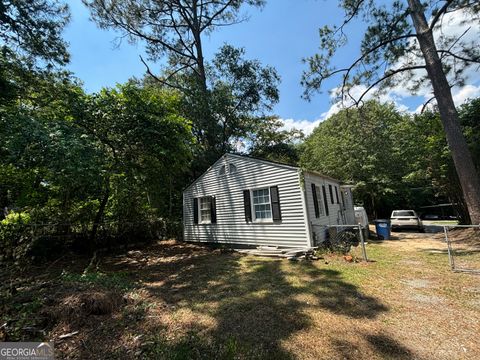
335 186 339 204
199 196 212 223
219 163 236 176
252 188 272 221
219 165 226 176
322 185 330 216
392 210 416 217
317 186 325 215
312 184 324 218
329 184 334 204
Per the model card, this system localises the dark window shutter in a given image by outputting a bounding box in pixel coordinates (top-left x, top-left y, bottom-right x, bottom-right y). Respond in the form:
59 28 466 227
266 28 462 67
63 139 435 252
193 198 198 224
335 186 339 204
322 185 330 216
270 186 282 221
210 196 217 223
311 183 319 218
243 190 252 222
329 184 334 204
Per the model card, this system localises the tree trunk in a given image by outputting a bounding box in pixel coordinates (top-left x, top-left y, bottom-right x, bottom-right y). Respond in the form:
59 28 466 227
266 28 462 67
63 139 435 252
191 1 217 151
407 0 480 225
89 178 110 252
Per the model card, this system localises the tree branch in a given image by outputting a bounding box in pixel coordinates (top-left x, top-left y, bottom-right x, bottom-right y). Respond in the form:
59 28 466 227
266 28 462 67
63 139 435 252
421 96 436 113
339 34 416 104
437 50 480 63
355 64 427 105
200 0 235 32
429 0 455 30
139 55 189 92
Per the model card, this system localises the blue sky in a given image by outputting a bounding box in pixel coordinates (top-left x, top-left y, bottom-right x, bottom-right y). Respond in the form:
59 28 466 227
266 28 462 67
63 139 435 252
64 0 480 134
64 1 360 120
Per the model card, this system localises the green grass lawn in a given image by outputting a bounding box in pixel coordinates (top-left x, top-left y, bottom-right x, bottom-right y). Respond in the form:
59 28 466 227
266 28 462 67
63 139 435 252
1 235 479 359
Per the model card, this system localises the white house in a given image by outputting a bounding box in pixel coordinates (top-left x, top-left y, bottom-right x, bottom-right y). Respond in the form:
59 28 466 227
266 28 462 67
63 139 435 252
183 153 355 248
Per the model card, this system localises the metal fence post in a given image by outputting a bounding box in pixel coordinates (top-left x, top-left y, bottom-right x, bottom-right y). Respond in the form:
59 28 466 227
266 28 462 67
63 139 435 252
444 226 455 271
358 223 368 262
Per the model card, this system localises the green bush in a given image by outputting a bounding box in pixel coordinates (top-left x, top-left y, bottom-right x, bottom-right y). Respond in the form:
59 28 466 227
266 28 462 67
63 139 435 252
0 212 32 262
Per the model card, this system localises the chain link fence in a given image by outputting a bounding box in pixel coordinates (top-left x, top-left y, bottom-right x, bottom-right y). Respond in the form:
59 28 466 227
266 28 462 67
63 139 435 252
0 219 180 263
444 225 480 274
312 224 368 261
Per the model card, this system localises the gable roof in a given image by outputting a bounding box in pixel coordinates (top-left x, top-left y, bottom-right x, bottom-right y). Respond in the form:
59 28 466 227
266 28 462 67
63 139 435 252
183 152 343 192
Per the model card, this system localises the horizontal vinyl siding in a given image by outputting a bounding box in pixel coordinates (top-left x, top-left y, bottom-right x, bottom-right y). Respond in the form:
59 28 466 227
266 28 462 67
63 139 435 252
183 155 309 248
304 172 349 244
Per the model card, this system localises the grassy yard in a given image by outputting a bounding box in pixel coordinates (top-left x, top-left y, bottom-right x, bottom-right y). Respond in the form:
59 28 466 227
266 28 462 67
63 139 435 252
1 232 479 359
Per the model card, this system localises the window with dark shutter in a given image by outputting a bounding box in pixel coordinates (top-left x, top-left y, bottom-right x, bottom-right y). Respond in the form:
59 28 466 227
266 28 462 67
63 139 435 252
322 185 329 216
329 184 334 204
193 198 199 224
210 196 217 223
270 186 282 221
243 190 252 222
311 183 319 218
335 186 339 204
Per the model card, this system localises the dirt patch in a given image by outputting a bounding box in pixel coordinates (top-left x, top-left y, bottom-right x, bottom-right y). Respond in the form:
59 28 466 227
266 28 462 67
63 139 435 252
409 293 444 304
402 279 431 289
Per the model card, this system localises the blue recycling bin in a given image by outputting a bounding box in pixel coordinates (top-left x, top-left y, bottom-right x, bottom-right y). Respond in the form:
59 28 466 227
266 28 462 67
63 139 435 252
375 219 391 240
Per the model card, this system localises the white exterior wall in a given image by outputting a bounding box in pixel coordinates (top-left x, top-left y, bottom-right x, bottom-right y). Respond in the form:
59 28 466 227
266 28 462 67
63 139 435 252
183 154 310 248
303 172 354 244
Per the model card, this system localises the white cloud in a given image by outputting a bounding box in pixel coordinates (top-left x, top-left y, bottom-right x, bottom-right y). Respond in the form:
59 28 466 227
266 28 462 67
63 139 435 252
323 7 480 118
414 84 480 113
279 8 480 136
452 84 480 105
280 118 322 136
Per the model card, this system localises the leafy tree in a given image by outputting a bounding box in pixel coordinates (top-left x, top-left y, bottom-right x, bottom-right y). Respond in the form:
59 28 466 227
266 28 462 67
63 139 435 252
1 73 193 259
0 0 70 103
84 1 279 163
78 83 193 245
300 101 418 218
302 0 480 224
408 98 480 222
83 0 263 92
248 116 304 166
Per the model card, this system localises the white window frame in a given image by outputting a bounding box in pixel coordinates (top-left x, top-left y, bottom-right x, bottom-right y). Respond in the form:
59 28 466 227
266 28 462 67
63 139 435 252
250 187 273 223
198 196 212 224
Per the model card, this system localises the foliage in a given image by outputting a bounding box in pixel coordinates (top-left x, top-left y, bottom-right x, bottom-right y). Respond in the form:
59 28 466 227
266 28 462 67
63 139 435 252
83 0 264 89
301 101 421 217
301 0 480 224
0 212 32 262
0 73 193 262
248 116 304 166
183 45 282 167
302 0 480 103
407 99 480 222
301 98 480 221
60 270 134 290
0 0 70 65
0 0 71 104
84 1 280 174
